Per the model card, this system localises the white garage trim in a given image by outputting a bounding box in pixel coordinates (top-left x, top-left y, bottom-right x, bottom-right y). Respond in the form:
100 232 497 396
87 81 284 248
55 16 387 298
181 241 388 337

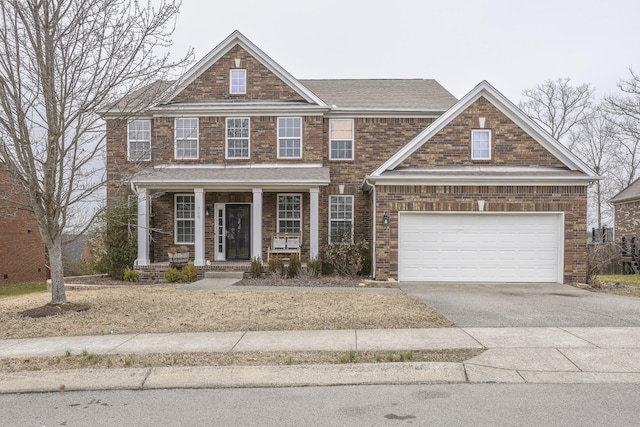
398 212 564 283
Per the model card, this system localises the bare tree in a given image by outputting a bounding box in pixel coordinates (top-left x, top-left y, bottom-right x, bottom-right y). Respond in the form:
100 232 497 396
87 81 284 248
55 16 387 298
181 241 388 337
567 107 618 228
605 68 640 188
519 77 595 142
0 0 190 305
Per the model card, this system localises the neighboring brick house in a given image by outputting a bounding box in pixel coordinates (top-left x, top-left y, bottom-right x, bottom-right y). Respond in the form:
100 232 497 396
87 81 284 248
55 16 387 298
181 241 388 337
0 168 47 284
611 177 640 242
103 31 598 284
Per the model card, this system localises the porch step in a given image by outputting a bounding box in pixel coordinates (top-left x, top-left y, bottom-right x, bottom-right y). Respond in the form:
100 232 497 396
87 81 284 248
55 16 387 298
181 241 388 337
204 271 245 279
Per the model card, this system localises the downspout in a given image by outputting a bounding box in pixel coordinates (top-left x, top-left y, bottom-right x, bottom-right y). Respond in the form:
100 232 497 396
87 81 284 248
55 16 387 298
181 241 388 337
364 178 376 279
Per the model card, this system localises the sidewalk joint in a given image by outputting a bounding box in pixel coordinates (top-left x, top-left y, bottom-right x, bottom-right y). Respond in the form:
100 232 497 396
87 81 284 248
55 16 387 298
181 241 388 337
229 331 247 353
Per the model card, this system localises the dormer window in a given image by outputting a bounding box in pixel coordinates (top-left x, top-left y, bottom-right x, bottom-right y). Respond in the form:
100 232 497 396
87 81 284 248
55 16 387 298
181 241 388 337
471 129 491 160
230 69 246 94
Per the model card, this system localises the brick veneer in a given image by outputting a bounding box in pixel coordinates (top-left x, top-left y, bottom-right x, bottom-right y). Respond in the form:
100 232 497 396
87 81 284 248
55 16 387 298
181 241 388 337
614 200 640 242
0 171 47 284
374 185 587 283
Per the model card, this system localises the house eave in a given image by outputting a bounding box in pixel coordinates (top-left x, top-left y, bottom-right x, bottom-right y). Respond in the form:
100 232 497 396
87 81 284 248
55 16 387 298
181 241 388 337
364 174 597 187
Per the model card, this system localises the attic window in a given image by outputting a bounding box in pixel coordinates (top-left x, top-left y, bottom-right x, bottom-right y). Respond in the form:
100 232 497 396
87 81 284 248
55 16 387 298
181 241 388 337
230 69 246 94
471 129 491 160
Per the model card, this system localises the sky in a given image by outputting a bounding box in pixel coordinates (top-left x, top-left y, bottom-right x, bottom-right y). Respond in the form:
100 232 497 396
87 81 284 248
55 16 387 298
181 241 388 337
166 0 640 103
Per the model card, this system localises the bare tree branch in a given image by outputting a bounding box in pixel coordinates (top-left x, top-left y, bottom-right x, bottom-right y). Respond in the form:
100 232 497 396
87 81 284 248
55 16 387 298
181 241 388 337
0 0 192 304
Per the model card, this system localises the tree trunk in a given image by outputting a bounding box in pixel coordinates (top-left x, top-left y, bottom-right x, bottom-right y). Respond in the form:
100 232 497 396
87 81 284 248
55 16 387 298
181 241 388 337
48 237 67 305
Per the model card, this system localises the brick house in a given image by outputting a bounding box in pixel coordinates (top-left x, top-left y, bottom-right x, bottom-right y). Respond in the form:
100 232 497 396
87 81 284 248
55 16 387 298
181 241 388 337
611 177 640 242
0 168 47 284
103 31 597 284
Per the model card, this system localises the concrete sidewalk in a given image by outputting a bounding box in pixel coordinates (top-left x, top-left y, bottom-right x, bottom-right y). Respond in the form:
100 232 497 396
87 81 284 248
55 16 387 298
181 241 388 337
2 327 640 393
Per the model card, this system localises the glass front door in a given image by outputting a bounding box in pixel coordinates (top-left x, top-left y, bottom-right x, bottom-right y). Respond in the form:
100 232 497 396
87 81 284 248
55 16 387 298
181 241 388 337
225 204 251 260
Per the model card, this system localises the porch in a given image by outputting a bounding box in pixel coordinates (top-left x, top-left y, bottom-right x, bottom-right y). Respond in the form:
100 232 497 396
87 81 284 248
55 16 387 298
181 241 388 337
130 164 330 267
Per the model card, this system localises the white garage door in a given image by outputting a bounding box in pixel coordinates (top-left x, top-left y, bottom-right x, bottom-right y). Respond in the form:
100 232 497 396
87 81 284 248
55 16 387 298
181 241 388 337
398 212 563 283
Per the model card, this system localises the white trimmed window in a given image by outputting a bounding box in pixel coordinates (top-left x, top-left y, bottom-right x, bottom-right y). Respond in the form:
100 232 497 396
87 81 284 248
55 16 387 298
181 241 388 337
175 118 198 159
471 129 491 160
278 117 302 159
175 194 195 244
230 69 246 94
329 119 354 160
127 120 151 161
329 195 354 243
277 194 302 233
226 118 250 159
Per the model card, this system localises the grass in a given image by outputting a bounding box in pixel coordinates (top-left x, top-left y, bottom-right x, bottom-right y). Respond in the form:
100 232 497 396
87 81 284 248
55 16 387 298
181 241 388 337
597 275 640 287
0 349 484 373
0 283 47 299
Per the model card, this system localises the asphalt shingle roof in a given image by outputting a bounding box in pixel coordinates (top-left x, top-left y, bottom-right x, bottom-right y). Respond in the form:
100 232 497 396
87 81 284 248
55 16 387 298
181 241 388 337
611 177 640 203
300 79 457 111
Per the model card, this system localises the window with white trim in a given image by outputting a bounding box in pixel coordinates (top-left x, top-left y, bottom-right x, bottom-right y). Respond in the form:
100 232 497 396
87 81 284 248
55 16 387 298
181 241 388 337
278 117 302 158
277 194 302 233
471 129 491 160
175 118 198 159
175 194 195 244
329 195 354 243
127 120 151 161
226 118 250 159
329 119 354 160
230 69 246 94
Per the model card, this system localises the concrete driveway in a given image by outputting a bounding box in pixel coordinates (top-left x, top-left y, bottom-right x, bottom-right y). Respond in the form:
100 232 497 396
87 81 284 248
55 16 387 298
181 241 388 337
400 282 640 327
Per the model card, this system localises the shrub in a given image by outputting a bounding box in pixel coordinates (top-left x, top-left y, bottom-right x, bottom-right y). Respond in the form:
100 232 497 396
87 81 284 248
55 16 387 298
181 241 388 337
122 267 140 282
251 257 263 278
287 253 300 279
182 262 198 282
307 256 322 278
322 233 370 276
269 255 285 278
164 267 182 283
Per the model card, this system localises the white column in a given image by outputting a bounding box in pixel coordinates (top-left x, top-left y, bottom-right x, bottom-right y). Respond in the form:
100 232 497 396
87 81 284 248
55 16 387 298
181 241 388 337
252 188 263 260
309 187 319 259
194 188 206 266
136 187 150 266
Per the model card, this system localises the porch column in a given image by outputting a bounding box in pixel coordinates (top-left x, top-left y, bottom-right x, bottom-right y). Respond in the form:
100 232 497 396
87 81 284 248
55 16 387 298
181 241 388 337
309 187 319 259
136 187 150 266
252 188 263 260
194 188 206 266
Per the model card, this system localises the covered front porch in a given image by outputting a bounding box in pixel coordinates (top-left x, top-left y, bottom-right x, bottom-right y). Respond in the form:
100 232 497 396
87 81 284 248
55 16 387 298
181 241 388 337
130 164 330 267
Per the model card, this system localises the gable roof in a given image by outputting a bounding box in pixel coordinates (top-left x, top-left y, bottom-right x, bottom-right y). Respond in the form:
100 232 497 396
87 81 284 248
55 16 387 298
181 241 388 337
611 177 640 204
300 79 456 112
161 30 327 107
368 80 599 183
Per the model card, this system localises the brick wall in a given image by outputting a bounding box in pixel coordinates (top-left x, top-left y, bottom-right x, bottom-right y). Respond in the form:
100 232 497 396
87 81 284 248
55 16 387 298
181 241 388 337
0 171 47 284
614 200 640 242
399 97 566 168
374 185 587 284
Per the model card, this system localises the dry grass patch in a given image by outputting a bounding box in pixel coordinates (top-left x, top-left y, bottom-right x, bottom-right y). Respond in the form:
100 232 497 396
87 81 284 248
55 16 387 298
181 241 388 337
0 285 452 339
0 349 483 373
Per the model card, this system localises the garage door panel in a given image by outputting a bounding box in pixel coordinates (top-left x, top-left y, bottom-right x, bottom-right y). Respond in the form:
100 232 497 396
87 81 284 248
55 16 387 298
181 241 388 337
398 213 562 283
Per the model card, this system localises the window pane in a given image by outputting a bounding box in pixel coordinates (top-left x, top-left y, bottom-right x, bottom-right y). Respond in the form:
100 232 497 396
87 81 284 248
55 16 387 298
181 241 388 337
330 120 354 160
472 130 491 159
175 195 195 243
175 118 198 159
230 69 246 94
128 120 151 161
227 118 250 158
329 195 354 243
278 117 302 158
278 195 301 233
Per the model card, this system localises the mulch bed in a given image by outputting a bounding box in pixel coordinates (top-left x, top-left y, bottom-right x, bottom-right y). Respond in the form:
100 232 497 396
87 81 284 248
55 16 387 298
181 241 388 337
19 302 90 318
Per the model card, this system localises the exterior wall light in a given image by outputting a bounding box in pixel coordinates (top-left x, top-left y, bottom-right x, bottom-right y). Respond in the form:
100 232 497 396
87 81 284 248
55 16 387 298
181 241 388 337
382 214 390 226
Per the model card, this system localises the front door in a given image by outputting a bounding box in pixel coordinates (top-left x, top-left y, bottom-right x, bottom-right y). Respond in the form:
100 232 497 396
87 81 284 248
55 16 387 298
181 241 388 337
225 204 251 260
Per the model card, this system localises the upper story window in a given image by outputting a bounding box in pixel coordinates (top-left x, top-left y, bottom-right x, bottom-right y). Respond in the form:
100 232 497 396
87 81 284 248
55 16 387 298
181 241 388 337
277 194 302 233
329 119 354 160
278 117 302 159
226 117 250 159
127 120 151 162
175 118 198 159
329 195 354 244
230 69 246 94
471 129 491 160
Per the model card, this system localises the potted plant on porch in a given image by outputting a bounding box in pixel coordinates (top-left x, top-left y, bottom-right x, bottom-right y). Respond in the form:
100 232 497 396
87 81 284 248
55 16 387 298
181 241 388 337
168 246 190 264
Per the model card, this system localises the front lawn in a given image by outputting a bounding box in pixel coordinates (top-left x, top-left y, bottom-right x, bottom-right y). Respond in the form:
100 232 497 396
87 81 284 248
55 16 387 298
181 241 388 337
0 283 47 299
597 275 640 288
